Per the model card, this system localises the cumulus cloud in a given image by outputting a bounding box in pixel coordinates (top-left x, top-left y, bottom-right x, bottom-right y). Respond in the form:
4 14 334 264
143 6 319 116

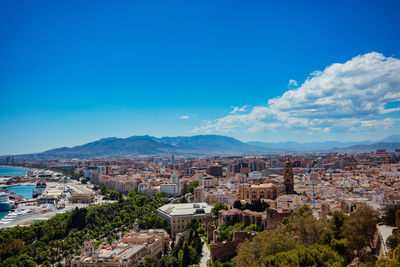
230 105 248 114
180 115 190 119
194 52 400 134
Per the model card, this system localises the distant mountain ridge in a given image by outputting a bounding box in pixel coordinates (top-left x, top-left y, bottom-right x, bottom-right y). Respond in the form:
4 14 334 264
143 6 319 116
247 135 400 151
332 142 400 152
4 134 400 159
38 135 264 158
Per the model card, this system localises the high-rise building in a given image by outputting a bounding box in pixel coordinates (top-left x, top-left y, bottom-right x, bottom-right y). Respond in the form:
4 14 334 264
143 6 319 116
207 164 223 177
284 159 294 194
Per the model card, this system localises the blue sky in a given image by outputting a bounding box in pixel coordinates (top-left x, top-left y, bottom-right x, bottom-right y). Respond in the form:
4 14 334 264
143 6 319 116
1 0 400 154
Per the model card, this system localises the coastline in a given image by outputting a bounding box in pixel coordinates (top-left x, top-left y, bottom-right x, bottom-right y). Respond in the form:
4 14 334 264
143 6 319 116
0 165 32 171
0 166 32 177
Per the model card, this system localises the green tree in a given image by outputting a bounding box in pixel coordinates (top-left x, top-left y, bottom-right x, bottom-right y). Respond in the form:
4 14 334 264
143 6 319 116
217 224 233 242
156 191 167 198
184 219 199 231
16 254 36 267
244 199 270 212
211 202 227 216
187 181 199 194
262 244 344 267
342 204 378 258
67 207 87 230
109 190 120 200
2 257 17 267
182 244 190 267
197 226 206 235
100 186 108 195
289 205 326 246
233 200 242 210
330 238 350 261
329 211 347 239
0 238 26 261
383 204 400 226
387 234 399 251
235 229 296 266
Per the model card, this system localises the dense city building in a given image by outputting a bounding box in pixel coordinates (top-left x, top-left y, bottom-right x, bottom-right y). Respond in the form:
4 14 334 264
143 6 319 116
71 227 169 267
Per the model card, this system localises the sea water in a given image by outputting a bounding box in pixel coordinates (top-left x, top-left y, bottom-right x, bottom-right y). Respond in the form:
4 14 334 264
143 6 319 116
0 167 37 220
0 166 30 176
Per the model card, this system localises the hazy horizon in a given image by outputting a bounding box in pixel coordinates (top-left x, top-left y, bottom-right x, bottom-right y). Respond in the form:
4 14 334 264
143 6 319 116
2 133 399 156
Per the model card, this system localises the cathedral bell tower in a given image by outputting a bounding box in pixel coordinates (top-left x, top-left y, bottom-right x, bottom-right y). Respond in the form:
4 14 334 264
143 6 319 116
284 159 294 194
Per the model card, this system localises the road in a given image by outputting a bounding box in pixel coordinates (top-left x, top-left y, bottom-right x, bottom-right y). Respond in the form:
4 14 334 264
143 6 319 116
199 242 210 267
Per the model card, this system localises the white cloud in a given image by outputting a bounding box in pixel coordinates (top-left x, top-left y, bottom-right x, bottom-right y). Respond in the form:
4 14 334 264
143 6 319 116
230 105 247 114
288 79 298 87
180 115 190 119
194 52 400 134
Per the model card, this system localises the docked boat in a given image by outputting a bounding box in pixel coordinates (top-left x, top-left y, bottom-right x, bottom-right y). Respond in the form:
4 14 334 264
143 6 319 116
0 192 12 211
32 189 43 198
36 181 47 188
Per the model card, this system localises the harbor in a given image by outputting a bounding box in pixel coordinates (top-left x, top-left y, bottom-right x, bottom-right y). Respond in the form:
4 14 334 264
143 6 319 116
0 166 104 229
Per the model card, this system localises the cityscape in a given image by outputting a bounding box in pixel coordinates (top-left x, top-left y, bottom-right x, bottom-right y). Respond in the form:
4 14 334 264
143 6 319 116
1 1 400 267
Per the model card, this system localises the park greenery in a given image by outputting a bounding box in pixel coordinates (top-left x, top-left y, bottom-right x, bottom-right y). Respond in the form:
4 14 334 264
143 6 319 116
139 219 204 267
233 199 270 212
0 191 169 266
187 181 199 194
211 202 228 216
217 223 261 242
233 204 381 266
383 204 400 226
100 185 122 200
377 204 400 266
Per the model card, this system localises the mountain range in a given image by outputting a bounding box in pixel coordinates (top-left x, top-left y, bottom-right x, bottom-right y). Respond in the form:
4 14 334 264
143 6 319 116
4 135 400 159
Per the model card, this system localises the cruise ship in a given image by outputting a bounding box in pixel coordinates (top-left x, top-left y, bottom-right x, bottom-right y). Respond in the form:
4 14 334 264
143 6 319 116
0 209 33 225
0 192 12 211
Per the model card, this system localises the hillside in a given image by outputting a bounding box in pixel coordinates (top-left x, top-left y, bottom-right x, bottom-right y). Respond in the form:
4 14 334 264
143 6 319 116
28 135 265 158
333 142 400 152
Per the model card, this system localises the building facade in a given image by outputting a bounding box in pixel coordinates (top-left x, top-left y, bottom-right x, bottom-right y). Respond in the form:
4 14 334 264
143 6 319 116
207 164 223 177
237 183 285 202
157 203 213 238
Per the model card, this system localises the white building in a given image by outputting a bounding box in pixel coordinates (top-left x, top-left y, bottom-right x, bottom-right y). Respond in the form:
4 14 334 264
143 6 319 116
248 171 262 179
160 184 179 197
157 203 213 238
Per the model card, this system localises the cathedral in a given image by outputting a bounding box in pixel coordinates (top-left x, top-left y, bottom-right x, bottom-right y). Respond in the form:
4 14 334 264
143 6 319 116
284 159 294 194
